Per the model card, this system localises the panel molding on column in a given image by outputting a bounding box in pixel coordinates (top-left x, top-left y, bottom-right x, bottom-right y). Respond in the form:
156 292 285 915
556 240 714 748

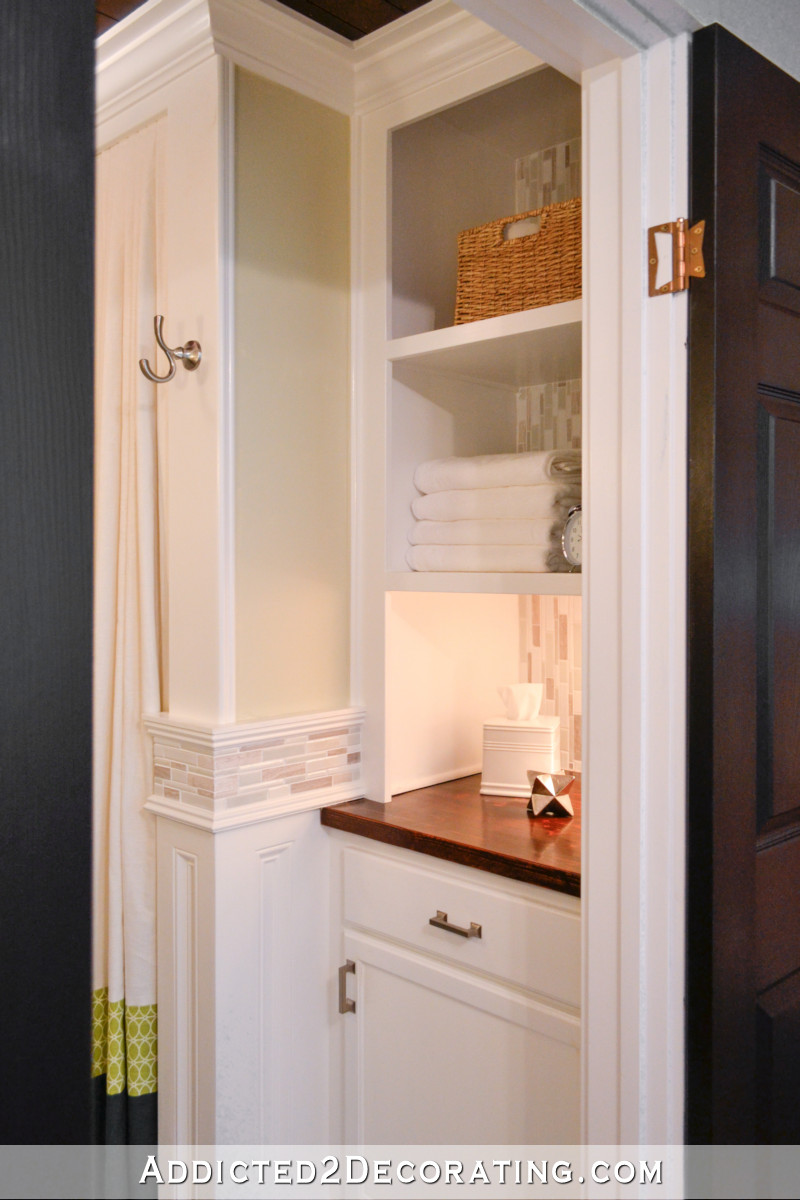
173 848 199 1145
258 842 293 1143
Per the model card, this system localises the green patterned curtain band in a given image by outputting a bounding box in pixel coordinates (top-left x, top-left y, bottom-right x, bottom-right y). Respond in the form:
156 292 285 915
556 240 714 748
92 988 157 1097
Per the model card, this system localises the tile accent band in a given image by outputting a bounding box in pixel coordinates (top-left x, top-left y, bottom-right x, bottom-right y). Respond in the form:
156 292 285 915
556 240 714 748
143 707 365 831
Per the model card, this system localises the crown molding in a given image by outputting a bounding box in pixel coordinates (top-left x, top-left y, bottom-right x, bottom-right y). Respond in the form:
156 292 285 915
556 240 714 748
96 0 546 129
209 0 354 115
96 0 215 129
96 0 354 130
352 0 539 114
95 0 691 133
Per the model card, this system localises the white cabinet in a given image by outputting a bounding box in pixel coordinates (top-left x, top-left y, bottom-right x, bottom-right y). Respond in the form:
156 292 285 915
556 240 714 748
331 837 580 1144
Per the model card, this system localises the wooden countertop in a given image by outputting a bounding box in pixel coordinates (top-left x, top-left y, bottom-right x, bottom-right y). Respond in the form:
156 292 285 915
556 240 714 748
321 773 581 898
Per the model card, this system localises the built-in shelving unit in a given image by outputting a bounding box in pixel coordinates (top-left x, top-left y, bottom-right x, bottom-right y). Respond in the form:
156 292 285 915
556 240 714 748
385 67 582 593
357 51 584 802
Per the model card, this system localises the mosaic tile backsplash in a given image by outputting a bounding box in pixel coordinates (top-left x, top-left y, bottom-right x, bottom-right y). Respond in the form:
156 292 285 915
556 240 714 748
515 138 581 213
516 374 582 772
520 594 582 773
516 378 582 453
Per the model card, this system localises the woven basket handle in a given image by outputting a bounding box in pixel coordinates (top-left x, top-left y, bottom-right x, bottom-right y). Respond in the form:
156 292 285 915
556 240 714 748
499 210 546 246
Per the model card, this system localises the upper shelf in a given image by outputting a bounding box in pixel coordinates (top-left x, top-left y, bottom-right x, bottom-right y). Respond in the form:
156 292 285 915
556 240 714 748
386 570 582 596
386 301 581 388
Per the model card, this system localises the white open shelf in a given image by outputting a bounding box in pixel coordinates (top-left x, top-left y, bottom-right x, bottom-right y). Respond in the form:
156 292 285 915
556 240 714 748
386 570 581 596
390 66 581 338
386 304 583 580
386 300 581 387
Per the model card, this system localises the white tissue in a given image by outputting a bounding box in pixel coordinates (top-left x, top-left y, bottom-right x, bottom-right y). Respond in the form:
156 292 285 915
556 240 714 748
497 683 543 722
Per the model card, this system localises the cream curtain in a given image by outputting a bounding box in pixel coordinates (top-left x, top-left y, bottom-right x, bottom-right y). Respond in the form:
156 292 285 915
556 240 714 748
92 118 167 1138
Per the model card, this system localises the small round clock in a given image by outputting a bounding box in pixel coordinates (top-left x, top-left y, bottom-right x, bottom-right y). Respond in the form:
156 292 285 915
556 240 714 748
561 504 582 570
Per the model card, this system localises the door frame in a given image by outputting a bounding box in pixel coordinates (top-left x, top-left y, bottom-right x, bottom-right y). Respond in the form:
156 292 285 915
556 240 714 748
98 0 694 1147
458 0 692 1146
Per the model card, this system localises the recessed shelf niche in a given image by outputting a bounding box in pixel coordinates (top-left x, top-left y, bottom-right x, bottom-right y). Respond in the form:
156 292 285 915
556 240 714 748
390 66 581 339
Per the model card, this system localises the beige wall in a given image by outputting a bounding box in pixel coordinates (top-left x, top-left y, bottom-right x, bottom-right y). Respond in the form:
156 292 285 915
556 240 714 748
386 592 521 794
234 70 351 720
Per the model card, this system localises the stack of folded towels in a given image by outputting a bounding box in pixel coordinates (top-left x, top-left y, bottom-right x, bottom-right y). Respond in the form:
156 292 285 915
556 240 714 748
407 449 581 573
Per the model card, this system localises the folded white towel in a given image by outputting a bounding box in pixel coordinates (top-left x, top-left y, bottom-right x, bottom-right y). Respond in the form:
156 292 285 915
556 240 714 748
407 544 557 573
409 518 558 546
411 484 580 522
413 450 580 494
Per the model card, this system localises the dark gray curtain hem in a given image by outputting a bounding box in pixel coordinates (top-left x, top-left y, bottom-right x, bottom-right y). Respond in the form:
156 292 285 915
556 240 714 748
91 1075 157 1146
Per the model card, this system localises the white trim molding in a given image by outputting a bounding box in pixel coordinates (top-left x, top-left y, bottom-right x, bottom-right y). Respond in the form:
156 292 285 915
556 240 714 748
98 0 547 127
581 36 689 1148
209 0 353 114
456 0 635 79
351 1 532 114
96 0 216 127
144 708 366 831
217 54 237 724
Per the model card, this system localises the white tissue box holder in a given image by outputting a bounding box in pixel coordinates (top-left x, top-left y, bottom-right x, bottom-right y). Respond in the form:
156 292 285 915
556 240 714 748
480 715 561 797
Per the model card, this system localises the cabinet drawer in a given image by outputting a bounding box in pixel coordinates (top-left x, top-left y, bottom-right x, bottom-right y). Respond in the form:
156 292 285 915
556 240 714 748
342 845 579 1008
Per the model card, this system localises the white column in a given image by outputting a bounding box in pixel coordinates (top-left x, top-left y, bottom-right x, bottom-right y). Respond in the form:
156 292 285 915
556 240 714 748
146 707 365 1143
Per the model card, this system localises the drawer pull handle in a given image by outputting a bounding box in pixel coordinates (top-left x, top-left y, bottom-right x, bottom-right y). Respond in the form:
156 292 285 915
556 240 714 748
429 910 482 939
338 959 356 1014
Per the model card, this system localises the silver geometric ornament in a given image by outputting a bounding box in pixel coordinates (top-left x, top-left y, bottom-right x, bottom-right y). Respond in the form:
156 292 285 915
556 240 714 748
526 771 575 818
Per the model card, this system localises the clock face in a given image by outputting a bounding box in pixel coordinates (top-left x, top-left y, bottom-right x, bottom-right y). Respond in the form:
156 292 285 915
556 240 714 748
563 506 582 569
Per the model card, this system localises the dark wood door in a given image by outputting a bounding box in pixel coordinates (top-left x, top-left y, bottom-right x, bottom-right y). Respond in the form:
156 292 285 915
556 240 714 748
0 2 94 1142
689 24 800 1144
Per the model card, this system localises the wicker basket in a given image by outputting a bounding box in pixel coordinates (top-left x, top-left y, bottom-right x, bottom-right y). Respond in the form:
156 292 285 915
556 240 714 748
454 197 581 324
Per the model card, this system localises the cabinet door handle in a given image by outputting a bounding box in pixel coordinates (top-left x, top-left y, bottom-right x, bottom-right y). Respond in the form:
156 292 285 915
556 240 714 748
338 959 356 1014
429 910 482 939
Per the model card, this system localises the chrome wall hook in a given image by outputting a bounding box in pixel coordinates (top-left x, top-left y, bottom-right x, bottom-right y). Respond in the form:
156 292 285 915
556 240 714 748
139 315 202 383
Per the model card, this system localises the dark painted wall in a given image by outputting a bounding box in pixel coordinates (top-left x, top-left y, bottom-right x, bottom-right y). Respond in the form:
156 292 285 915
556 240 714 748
0 1 94 1143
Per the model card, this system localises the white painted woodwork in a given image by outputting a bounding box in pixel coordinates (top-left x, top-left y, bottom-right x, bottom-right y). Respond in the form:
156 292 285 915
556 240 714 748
172 848 199 1145
633 34 689 1145
156 820 216 1144
100 0 696 1152
343 844 580 1006
387 302 582 385
456 0 636 79
147 705 360 1143
347 935 580 1145
157 809 332 1144
580 39 689 1147
330 834 580 1145
386 570 581 595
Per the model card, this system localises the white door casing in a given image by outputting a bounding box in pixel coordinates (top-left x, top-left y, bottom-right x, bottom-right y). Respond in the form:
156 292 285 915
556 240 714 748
98 0 691 1149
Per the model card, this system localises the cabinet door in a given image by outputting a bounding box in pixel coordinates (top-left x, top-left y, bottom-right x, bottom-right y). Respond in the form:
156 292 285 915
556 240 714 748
343 932 580 1145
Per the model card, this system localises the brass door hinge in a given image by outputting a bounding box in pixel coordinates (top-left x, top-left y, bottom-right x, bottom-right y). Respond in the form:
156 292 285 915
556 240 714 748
648 218 705 295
